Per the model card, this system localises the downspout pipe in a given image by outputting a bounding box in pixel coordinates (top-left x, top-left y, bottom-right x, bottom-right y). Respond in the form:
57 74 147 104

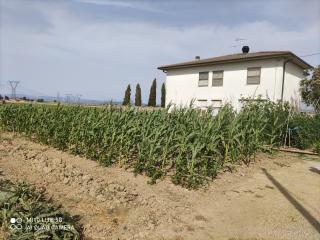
281 59 291 101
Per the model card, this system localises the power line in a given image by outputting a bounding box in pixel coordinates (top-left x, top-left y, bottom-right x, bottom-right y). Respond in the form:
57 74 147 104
18 85 48 97
299 52 320 57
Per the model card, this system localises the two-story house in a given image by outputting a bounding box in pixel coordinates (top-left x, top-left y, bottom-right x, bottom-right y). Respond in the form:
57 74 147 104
158 46 312 112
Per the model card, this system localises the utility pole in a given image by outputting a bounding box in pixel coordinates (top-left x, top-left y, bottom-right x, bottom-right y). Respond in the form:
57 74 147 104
0 78 2 97
57 92 60 103
76 94 82 104
65 94 72 104
9 81 20 99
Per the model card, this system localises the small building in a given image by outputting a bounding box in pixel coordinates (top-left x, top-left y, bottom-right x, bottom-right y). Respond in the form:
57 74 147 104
158 47 312 112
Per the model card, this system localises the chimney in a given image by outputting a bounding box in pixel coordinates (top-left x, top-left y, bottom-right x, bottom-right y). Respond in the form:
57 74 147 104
195 56 200 60
242 46 249 54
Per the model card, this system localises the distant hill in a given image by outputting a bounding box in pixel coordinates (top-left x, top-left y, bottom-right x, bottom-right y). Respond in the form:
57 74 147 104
3 94 121 105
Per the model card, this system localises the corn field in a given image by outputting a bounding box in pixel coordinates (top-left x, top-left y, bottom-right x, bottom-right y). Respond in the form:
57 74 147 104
0 101 316 188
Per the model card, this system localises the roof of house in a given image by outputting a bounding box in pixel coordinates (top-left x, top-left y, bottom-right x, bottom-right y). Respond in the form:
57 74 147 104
158 51 313 71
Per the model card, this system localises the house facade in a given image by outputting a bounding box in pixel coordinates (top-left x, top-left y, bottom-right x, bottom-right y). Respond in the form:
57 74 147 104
158 48 312 112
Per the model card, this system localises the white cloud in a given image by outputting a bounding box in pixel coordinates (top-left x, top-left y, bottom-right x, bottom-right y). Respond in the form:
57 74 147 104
0 1 319 102
75 0 167 13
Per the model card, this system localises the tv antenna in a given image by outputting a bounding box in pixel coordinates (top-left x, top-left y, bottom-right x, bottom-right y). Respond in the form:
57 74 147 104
9 81 20 99
230 38 248 48
235 38 246 42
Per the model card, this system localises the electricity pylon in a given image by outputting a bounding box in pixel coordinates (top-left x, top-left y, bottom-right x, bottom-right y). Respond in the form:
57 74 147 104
65 94 72 104
76 94 82 104
9 81 19 99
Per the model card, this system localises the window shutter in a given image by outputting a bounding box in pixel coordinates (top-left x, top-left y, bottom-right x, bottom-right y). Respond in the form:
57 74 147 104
248 68 260 77
212 71 223 86
199 72 209 80
247 67 261 84
211 100 222 108
213 71 223 79
199 72 209 87
197 99 208 108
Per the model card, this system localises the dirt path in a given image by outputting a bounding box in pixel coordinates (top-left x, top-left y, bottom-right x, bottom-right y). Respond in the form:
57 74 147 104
1 132 319 240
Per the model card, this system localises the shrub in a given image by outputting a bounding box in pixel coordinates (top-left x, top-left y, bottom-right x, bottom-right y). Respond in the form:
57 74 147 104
314 142 320 154
288 113 320 149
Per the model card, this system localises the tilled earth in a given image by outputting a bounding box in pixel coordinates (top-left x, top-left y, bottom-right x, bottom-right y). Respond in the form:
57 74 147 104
0 132 320 240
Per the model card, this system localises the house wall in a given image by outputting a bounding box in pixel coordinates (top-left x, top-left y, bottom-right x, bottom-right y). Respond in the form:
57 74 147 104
164 58 304 111
282 61 304 109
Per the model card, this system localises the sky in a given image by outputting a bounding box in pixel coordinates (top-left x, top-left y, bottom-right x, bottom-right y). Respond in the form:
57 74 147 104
1 0 320 103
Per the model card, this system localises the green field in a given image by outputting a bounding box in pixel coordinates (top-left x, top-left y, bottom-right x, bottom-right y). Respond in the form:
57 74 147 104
0 101 319 188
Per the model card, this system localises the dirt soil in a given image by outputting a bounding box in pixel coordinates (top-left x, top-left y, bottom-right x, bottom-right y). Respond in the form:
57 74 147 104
0 132 319 240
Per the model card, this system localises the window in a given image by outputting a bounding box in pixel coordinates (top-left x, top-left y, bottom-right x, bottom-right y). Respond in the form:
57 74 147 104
239 98 267 110
211 99 222 115
247 67 261 85
211 100 222 108
212 71 223 86
197 99 208 108
198 72 209 87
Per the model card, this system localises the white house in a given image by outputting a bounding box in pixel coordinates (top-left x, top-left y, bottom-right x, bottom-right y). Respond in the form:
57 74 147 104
158 47 313 112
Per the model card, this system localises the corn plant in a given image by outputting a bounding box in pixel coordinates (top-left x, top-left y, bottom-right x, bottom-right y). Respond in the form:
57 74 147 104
0 180 80 240
1 101 317 188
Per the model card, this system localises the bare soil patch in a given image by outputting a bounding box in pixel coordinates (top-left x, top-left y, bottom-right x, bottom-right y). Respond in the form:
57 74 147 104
1 132 319 240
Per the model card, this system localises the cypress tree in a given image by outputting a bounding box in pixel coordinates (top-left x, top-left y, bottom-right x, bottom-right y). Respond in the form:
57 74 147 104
148 78 157 107
161 83 166 108
122 84 131 106
135 84 142 106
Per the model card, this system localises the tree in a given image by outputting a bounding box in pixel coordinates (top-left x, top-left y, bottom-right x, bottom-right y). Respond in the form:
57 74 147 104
0 95 3 100
300 65 320 112
4 96 9 100
161 83 166 108
122 84 131 106
135 84 142 106
148 78 157 107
